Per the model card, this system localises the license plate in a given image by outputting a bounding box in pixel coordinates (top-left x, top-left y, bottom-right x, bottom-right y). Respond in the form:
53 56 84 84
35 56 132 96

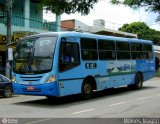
27 86 34 90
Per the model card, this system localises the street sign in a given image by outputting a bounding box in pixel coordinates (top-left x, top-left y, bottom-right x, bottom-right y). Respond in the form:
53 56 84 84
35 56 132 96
8 48 13 61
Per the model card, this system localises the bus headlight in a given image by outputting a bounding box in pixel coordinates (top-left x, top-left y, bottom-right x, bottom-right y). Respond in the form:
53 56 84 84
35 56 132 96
46 75 56 83
11 77 17 83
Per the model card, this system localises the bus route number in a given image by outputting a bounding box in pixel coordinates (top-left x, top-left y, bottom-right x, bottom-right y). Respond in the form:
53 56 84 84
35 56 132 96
85 63 97 69
39 40 51 46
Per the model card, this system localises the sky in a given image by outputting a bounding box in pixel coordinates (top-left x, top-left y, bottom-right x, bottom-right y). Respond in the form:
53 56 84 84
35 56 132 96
43 0 160 31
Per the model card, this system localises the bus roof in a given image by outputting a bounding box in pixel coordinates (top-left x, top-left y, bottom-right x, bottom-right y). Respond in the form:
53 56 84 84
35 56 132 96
129 38 153 44
24 31 153 44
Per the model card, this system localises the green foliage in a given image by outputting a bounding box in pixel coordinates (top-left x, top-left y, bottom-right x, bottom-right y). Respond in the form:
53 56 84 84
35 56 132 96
41 0 98 15
119 22 160 45
110 0 160 21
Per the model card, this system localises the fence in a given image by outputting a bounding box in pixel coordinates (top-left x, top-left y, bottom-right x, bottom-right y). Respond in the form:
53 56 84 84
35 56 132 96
0 11 56 31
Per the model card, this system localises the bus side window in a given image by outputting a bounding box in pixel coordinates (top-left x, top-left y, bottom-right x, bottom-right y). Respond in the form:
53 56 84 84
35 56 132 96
81 38 98 60
143 44 153 60
131 43 143 60
59 41 80 72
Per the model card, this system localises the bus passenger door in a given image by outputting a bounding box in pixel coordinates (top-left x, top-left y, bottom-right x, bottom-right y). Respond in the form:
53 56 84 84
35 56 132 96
58 38 81 96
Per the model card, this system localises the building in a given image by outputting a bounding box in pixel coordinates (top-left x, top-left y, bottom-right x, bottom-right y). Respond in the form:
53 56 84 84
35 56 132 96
61 19 137 38
0 0 56 75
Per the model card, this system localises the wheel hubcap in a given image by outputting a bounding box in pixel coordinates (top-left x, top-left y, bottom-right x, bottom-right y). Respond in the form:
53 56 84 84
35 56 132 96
83 84 91 95
4 89 12 97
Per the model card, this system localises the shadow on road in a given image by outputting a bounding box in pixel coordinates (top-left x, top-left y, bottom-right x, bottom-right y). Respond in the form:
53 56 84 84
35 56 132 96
13 86 157 108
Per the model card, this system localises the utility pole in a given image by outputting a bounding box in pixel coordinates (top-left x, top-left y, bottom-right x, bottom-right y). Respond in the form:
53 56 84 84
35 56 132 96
6 0 13 78
6 0 12 47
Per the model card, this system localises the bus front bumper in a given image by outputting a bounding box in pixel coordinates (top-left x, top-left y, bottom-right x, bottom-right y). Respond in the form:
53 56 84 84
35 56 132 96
13 83 58 97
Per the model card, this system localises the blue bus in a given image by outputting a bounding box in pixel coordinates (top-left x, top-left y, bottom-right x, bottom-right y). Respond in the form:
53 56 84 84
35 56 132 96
12 32 155 99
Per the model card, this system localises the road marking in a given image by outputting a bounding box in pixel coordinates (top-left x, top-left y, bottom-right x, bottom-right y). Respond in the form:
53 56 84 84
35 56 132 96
137 96 151 100
71 109 95 115
109 102 127 107
25 118 51 124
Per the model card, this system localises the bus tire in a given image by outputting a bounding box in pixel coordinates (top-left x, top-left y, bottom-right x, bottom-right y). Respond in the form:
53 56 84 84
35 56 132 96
128 73 143 90
81 80 94 99
135 73 143 89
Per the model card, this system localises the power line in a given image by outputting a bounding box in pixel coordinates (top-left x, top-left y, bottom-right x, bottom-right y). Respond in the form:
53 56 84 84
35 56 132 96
7 7 159 31
2 11 160 39
11 14 93 33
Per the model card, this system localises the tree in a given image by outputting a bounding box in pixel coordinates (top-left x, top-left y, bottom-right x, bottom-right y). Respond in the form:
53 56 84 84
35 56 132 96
110 0 160 21
119 22 160 45
41 0 98 15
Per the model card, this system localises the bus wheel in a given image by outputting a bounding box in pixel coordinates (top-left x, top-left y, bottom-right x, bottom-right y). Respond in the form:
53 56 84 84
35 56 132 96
135 73 143 89
81 80 93 99
128 73 143 90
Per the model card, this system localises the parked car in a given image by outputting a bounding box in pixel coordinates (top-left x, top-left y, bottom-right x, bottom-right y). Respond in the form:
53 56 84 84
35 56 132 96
0 74 13 98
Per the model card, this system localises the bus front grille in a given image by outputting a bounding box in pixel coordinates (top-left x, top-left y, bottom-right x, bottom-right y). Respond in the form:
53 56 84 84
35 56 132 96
20 76 43 82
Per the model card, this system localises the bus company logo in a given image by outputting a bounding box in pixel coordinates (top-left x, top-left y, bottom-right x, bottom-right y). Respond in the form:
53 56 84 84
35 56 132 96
2 118 7 124
1 118 19 124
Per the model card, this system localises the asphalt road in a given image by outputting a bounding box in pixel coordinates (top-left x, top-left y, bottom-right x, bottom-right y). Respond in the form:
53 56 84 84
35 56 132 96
0 77 160 124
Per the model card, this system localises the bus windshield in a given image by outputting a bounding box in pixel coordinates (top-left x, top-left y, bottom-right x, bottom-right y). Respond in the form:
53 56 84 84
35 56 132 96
13 36 57 74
